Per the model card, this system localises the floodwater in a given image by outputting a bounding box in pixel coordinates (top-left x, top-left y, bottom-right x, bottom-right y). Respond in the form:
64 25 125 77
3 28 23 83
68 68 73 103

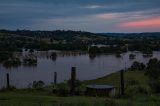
0 50 160 88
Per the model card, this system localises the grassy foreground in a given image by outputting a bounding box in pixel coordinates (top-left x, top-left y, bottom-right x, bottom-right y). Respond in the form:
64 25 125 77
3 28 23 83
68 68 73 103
85 70 160 106
0 90 106 106
0 90 160 106
1 71 160 106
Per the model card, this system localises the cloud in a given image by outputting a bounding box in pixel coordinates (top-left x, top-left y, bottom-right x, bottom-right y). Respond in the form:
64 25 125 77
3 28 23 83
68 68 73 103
95 13 120 20
83 5 103 9
0 0 160 32
120 17 160 28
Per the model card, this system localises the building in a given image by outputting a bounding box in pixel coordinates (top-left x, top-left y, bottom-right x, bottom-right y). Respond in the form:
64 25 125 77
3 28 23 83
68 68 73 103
86 84 116 97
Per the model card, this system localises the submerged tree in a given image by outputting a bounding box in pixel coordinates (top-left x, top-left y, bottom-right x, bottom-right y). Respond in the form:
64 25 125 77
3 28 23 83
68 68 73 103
3 57 21 69
1 52 21 69
50 52 57 61
0 52 13 63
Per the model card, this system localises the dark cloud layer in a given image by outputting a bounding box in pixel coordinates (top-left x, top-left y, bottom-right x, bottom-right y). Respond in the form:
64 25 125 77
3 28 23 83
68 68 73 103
0 0 160 32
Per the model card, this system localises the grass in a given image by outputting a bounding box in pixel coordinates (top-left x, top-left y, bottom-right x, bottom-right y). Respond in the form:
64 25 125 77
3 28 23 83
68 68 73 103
83 70 160 106
84 70 148 86
0 90 160 106
105 95 160 106
1 70 160 106
0 90 107 106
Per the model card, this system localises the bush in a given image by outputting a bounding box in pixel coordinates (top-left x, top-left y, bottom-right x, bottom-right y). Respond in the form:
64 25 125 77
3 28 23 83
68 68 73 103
130 61 146 71
126 85 151 97
145 58 160 93
67 80 85 95
125 79 140 90
55 83 70 96
0 86 16 91
32 81 45 90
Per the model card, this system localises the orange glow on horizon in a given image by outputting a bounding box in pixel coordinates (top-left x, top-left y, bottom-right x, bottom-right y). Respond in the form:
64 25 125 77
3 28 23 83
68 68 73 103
120 17 160 28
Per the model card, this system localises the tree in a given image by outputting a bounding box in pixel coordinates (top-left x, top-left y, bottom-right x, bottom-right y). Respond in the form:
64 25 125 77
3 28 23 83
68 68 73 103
130 61 145 71
145 58 160 93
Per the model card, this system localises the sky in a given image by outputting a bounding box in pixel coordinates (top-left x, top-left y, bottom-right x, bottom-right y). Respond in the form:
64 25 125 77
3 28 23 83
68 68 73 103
0 0 160 33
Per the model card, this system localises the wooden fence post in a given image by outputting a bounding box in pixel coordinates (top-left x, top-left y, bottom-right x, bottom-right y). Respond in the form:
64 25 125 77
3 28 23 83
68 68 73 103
120 70 125 96
70 67 76 95
54 72 57 85
6 73 10 89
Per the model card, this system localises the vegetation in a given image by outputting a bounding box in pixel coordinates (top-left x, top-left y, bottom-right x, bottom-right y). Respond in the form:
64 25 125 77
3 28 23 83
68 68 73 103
129 54 136 59
0 30 160 53
85 71 148 88
0 52 37 68
32 81 45 90
1 30 160 105
1 90 160 106
129 61 146 71
1 58 160 105
145 58 160 93
0 90 106 106
0 69 159 106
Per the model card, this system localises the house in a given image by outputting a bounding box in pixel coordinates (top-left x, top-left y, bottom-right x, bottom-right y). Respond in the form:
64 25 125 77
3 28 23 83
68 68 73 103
86 84 116 97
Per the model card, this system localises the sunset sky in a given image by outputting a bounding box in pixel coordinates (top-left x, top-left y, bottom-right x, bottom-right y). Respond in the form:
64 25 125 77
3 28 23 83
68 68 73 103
0 0 160 32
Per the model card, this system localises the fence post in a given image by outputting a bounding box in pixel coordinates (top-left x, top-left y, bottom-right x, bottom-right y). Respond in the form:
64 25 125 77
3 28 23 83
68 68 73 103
6 73 10 89
70 67 76 95
120 70 125 96
54 72 57 85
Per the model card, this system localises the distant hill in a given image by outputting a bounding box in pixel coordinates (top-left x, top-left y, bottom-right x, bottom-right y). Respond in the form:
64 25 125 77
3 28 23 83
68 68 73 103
1 29 160 38
98 32 160 37
0 30 100 40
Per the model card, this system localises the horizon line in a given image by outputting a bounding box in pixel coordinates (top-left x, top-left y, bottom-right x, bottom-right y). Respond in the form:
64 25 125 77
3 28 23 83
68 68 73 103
0 29 160 34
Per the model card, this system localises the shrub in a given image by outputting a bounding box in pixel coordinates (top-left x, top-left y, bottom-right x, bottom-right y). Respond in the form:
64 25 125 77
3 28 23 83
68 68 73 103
130 61 146 71
126 85 151 97
145 58 160 93
126 79 139 86
32 80 45 90
55 82 69 96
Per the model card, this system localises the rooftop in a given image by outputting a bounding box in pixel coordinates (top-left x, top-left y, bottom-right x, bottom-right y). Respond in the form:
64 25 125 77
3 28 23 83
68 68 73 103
86 84 115 89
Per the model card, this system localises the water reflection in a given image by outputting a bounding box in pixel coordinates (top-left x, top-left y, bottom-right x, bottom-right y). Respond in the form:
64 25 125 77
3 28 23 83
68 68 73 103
50 52 57 62
89 53 97 60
